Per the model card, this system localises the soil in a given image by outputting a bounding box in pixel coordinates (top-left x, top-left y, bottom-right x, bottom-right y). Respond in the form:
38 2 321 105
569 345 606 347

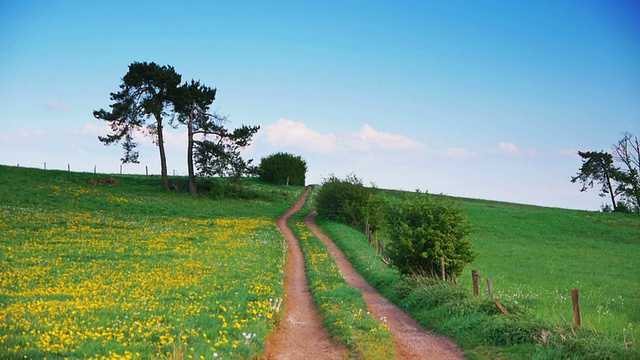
305 211 466 360
264 189 465 359
263 187 348 359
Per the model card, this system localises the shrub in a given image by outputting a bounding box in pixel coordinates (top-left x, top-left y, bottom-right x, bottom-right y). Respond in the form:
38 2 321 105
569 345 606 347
258 152 307 186
385 192 475 276
315 174 372 230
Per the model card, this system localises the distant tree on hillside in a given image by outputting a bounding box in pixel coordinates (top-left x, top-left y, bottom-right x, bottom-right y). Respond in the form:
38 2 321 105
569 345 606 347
259 152 307 186
572 133 640 214
571 151 623 212
611 133 640 213
173 80 259 194
94 61 181 190
173 80 218 195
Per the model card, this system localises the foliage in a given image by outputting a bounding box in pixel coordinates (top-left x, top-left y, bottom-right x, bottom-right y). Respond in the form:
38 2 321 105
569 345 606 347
258 152 307 186
611 133 640 213
315 174 372 230
571 150 625 212
96 62 258 194
572 133 640 214
385 192 475 276
173 80 259 194
94 61 182 190
194 124 260 183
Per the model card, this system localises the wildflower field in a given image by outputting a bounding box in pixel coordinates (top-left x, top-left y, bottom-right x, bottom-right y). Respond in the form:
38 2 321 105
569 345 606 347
0 166 304 359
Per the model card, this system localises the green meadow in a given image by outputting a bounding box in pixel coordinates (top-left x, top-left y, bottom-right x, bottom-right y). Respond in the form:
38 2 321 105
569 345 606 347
318 189 639 358
2 165 638 359
460 198 640 344
0 165 304 359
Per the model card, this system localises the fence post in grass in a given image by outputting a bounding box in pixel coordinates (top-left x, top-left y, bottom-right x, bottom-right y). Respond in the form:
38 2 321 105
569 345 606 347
472 269 479 300
572 289 581 326
145 166 148 176
68 164 70 172
441 256 446 281
120 164 122 174
365 219 370 244
94 165 96 174
44 162 46 170
486 278 495 300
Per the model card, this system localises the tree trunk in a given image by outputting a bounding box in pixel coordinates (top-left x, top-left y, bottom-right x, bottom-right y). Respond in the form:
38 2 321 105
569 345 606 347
155 116 170 190
187 100 197 196
604 170 617 211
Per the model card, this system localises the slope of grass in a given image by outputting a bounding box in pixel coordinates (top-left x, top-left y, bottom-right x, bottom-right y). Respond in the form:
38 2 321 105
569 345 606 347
460 200 640 342
314 189 640 359
0 165 304 359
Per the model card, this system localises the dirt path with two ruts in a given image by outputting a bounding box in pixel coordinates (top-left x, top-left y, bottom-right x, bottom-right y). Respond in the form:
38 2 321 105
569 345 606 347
265 187 465 359
264 187 348 359
305 211 465 360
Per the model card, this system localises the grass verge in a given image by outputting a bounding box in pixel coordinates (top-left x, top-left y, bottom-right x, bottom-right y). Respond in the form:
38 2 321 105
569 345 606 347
314 217 639 360
286 189 397 359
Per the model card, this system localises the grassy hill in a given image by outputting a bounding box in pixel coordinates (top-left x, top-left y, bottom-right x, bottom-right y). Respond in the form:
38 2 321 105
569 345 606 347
1 165 638 359
461 197 639 341
0 165 305 359
315 188 639 359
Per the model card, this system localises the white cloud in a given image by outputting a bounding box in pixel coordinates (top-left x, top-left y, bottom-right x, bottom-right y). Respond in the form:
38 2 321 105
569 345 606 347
442 147 477 159
82 123 108 136
555 148 581 159
44 100 70 111
257 119 427 161
492 142 520 156
259 118 339 153
343 124 426 152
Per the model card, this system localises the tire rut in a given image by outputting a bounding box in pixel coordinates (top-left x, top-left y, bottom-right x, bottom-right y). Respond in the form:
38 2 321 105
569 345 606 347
263 188 348 360
304 210 466 360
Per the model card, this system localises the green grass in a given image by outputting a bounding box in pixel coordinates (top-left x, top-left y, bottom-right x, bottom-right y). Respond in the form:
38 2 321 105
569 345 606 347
0 165 305 359
460 199 640 342
287 189 397 359
314 189 640 359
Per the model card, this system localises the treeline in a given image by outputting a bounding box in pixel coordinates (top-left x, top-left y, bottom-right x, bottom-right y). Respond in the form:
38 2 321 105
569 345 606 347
314 174 475 277
94 61 259 195
572 132 640 214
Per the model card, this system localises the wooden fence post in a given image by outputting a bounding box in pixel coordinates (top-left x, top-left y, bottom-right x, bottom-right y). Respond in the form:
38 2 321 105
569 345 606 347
94 165 96 174
145 166 148 176
120 164 122 174
486 278 495 300
472 269 479 300
441 256 446 281
44 162 46 170
572 289 581 326
68 164 70 172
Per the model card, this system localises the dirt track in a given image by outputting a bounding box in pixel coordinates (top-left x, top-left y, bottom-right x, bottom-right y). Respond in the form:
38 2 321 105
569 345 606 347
305 211 465 360
264 189 465 359
264 187 348 359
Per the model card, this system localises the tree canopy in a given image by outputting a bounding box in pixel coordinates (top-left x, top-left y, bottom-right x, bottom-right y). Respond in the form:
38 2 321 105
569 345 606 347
94 61 181 190
258 152 307 186
572 133 640 213
95 62 259 194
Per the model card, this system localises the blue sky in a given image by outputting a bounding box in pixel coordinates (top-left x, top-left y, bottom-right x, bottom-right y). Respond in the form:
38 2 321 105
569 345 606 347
1 1 638 210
